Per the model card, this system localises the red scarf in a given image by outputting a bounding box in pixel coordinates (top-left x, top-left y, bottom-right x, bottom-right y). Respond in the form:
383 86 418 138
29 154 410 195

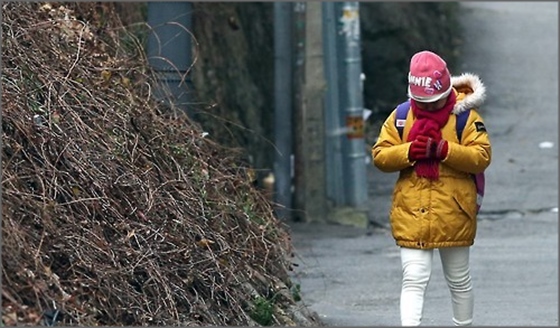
407 91 457 180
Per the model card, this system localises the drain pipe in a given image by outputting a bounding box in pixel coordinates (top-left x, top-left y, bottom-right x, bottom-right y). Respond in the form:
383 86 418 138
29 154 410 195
146 2 193 114
273 2 293 220
338 2 367 207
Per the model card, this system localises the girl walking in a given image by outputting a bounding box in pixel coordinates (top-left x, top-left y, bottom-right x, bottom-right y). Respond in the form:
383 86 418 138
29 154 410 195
372 50 492 326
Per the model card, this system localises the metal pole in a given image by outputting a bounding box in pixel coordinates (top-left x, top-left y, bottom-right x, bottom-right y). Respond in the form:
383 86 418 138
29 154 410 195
291 2 307 220
322 2 346 206
338 2 368 207
147 2 193 115
273 2 293 220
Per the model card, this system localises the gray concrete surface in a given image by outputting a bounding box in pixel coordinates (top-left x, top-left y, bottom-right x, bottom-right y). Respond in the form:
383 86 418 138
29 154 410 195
289 2 558 326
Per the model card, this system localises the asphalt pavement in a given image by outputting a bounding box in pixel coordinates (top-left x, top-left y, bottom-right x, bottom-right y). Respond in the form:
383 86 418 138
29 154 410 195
289 2 558 326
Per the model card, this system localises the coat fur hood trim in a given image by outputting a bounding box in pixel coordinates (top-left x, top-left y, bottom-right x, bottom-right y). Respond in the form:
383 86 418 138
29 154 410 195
451 73 486 115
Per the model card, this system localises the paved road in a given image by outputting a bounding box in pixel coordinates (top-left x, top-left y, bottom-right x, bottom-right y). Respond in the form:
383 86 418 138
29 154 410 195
289 2 558 326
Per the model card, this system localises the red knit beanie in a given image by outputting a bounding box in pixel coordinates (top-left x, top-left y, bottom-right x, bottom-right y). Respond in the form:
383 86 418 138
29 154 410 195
407 51 452 103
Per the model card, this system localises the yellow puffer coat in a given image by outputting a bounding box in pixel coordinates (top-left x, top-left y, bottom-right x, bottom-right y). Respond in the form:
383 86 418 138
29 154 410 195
372 73 492 249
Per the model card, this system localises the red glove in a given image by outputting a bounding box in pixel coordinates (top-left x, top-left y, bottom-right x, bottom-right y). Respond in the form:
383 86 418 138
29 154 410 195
424 129 440 140
424 129 449 159
408 135 432 161
432 139 449 159
409 136 449 161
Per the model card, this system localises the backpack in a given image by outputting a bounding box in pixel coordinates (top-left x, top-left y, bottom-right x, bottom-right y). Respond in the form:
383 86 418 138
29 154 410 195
395 100 485 213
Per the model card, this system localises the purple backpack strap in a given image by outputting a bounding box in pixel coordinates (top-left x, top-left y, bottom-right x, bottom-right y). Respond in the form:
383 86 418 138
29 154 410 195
455 109 470 142
395 100 411 140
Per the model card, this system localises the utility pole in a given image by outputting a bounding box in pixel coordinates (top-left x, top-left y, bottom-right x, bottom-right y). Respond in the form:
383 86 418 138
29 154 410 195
292 2 327 222
273 2 293 220
339 2 368 208
322 2 369 227
322 2 345 207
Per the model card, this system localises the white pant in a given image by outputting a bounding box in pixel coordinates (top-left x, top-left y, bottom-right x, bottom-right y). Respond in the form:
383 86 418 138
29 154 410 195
400 247 474 326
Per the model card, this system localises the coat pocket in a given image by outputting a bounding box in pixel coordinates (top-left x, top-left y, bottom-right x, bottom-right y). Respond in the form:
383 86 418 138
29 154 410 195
452 189 477 220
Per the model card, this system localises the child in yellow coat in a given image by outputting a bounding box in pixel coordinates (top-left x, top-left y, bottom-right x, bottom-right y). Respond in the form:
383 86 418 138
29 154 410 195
372 50 492 326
